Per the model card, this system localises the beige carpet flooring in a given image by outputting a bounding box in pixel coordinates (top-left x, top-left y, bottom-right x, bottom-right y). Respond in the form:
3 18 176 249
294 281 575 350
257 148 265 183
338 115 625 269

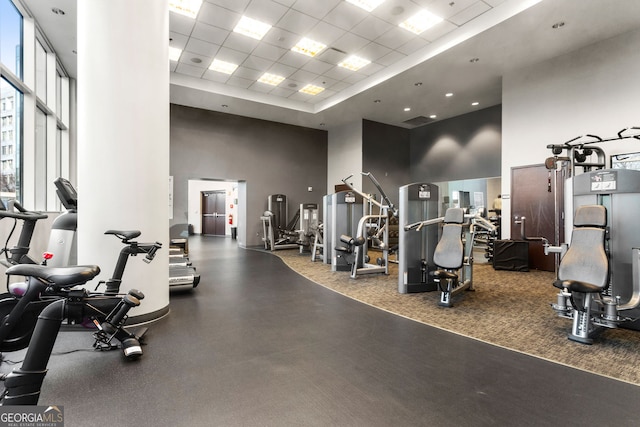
273 249 640 386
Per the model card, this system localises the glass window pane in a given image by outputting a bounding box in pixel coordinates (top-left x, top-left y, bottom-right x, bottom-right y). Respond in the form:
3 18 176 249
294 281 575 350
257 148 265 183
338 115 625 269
35 41 47 102
0 0 23 78
34 108 46 209
0 77 21 199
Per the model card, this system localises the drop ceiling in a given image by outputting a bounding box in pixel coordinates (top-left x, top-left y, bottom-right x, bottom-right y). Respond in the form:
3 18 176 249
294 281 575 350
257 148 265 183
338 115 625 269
19 0 640 130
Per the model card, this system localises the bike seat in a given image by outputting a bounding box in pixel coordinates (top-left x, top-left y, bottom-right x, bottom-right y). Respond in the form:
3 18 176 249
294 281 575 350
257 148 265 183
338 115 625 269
105 230 141 240
5 264 100 288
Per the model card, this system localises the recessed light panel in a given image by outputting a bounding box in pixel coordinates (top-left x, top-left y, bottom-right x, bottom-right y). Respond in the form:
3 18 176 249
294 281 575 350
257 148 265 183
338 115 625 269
234 16 272 40
169 47 182 62
291 38 327 57
399 9 443 35
258 73 285 86
345 0 386 12
209 59 238 75
338 55 371 71
168 0 203 19
299 84 325 95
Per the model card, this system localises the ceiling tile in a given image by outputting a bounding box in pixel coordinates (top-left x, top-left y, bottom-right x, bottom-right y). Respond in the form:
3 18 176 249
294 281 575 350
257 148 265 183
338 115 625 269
276 9 319 36
396 37 429 56
252 41 288 61
278 50 312 68
351 15 395 41
333 32 370 54
226 76 255 88
311 75 339 88
289 69 319 84
374 26 414 50
342 72 367 84
328 81 349 92
223 32 260 53
207 0 251 14
198 3 242 31
370 0 422 25
170 62 178 72
375 50 407 66
419 20 458 42
244 0 290 25
169 31 189 50
269 86 296 97
180 51 212 68
314 88 336 99
169 12 196 36
316 48 348 65
307 21 346 46
323 2 368 31
288 91 311 102
421 0 480 20
282 78 305 90
202 69 230 83
449 1 491 26
483 0 506 6
185 38 221 57
357 62 384 76
301 58 335 75
267 62 298 77
234 66 263 81
248 81 275 93
191 22 229 46
292 0 342 19
215 46 249 64
242 55 275 71
322 65 353 81
261 27 299 49
356 42 392 62
175 62 206 78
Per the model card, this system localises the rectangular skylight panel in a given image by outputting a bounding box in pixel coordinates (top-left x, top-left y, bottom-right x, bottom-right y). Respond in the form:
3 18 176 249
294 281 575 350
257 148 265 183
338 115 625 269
299 84 325 95
291 38 327 57
345 0 386 12
233 16 272 40
209 59 238 74
399 9 443 35
168 0 203 19
258 73 285 86
169 47 182 62
338 55 371 71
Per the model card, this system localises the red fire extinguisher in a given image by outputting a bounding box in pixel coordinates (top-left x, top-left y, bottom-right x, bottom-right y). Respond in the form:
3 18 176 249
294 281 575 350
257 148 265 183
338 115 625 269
229 214 233 225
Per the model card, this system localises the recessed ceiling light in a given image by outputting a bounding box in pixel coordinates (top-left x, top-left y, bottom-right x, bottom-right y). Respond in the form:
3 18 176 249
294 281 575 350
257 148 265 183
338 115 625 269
320 123 326 126
374 99 381 103
414 82 423 86
288 83 298 88
258 73 285 86
345 0 386 12
191 57 202 64
168 0 203 19
169 47 182 62
51 7 65 15
234 16 272 40
552 21 565 29
299 84 325 95
471 102 479 106
209 59 238 75
221 104 228 108
445 93 453 97
430 115 437 119
399 9 443 35
469 58 479 63
404 107 411 112
338 55 371 71
291 38 327 57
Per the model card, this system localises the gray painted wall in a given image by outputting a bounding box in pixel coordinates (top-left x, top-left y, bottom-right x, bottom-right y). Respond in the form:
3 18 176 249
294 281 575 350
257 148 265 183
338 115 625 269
362 119 411 207
170 104 327 247
409 105 502 183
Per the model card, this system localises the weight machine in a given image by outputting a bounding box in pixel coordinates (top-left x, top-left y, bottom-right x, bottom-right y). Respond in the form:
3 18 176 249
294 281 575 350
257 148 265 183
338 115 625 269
544 127 640 342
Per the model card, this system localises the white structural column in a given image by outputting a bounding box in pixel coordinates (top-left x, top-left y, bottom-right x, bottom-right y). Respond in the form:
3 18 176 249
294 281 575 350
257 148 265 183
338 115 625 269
77 0 170 319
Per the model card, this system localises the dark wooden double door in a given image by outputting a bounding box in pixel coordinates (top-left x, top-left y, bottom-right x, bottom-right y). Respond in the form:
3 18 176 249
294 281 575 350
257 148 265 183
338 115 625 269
202 191 226 236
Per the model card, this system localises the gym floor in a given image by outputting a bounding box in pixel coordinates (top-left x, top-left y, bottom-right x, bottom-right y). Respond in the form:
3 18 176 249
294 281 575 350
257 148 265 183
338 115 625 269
4 236 640 426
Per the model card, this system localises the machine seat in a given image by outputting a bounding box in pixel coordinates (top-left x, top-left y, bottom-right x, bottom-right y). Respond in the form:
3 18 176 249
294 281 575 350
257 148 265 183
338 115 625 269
5 264 100 288
433 208 465 271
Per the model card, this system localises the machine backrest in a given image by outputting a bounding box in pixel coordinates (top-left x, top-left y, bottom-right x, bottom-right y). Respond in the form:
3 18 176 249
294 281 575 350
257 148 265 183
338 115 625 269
433 208 465 270
558 205 608 288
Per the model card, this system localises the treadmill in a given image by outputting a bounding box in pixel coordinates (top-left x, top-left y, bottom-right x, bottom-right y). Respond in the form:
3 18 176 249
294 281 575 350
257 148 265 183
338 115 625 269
54 177 200 290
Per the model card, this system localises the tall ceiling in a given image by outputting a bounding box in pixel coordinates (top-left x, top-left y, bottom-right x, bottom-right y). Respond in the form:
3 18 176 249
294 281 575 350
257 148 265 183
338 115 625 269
20 0 640 130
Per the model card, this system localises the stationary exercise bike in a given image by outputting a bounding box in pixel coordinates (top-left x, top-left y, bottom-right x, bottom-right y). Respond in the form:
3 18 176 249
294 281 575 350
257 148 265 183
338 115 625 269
0 263 146 405
0 198 161 355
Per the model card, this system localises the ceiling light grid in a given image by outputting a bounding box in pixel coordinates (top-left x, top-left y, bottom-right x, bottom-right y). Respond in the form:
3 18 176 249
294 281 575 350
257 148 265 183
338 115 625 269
233 16 272 40
169 0 203 19
209 59 238 74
